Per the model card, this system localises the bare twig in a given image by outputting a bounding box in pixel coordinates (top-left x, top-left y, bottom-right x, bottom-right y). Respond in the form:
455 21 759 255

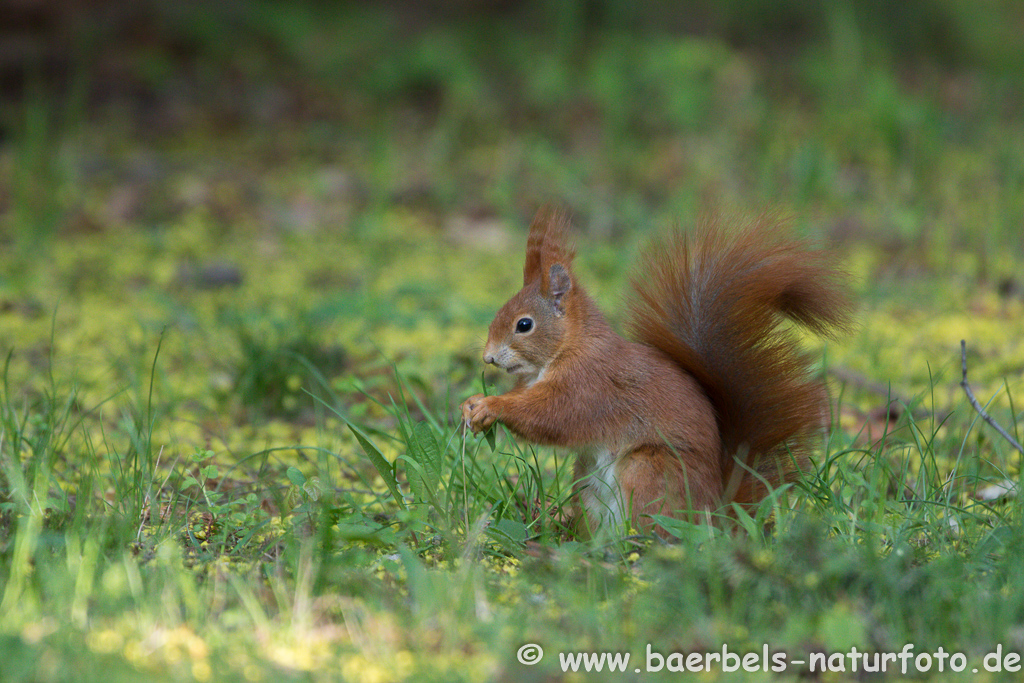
960 340 1024 454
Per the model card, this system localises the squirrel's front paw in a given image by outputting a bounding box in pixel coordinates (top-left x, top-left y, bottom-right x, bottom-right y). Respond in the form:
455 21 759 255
460 394 497 433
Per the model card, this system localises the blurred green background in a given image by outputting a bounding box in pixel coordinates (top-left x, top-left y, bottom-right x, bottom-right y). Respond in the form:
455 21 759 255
2 0 1023 449
3 0 1022 251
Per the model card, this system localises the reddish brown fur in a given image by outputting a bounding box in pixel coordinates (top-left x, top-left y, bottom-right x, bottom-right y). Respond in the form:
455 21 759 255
461 208 853 536
522 206 576 291
626 215 854 507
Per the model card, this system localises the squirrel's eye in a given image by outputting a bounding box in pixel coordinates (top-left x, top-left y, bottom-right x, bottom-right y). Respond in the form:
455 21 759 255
515 317 534 334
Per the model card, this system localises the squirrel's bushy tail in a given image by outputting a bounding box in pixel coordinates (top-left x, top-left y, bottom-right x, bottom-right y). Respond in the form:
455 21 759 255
627 215 854 508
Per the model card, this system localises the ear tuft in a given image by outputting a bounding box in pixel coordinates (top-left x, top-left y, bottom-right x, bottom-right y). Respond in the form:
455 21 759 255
523 205 576 286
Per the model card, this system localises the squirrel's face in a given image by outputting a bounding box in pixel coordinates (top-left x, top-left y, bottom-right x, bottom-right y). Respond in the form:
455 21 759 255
483 280 568 386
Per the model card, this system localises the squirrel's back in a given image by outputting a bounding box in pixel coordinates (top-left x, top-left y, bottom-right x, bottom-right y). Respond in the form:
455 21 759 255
627 215 854 507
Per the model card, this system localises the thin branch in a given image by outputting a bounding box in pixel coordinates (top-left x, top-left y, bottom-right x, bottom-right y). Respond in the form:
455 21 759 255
960 340 1024 455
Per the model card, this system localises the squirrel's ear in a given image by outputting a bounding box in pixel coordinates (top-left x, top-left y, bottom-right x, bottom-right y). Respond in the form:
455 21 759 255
547 263 572 316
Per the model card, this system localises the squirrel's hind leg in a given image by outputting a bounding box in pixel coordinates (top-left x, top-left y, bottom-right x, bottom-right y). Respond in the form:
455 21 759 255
616 446 722 537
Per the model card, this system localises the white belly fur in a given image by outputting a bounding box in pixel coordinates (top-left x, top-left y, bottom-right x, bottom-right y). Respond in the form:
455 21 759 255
579 446 624 528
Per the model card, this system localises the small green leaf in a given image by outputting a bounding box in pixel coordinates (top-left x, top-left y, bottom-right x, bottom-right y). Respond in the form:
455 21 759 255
345 419 407 510
647 515 724 543
401 456 443 509
286 466 306 487
191 448 214 463
487 518 529 550
405 421 442 503
303 478 322 502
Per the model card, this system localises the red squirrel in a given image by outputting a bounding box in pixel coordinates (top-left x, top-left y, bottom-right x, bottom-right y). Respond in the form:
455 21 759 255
460 207 853 535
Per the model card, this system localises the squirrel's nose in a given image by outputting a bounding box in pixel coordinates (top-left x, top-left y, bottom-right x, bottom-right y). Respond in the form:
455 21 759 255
483 351 495 365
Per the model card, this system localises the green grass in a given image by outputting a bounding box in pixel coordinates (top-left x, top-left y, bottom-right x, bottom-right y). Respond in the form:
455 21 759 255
1 346 1023 681
0 218 1022 681
2 2 1024 681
